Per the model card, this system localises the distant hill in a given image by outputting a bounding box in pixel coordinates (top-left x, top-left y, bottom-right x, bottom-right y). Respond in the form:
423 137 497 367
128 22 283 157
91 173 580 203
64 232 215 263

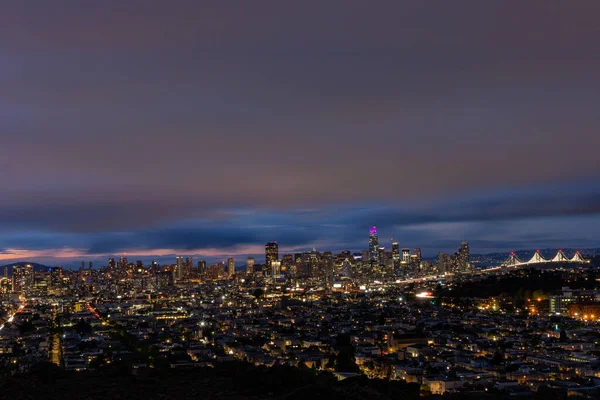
0 262 53 276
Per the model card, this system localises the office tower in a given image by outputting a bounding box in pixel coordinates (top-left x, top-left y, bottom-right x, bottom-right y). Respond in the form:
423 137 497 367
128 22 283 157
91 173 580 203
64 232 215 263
206 264 221 280
368 226 379 264
12 266 22 293
282 254 293 267
185 257 193 277
175 256 184 281
89 261 93 269
151 260 159 271
227 257 235 277
81 261 85 271
413 248 422 264
108 258 116 269
265 242 279 267
13 264 34 294
392 242 401 276
437 252 452 273
293 253 303 276
392 242 400 262
377 247 385 267
4 267 7 278
455 241 471 272
198 260 206 277
271 260 281 277
246 257 255 275
322 251 334 283
402 248 411 263
23 264 34 293
119 257 128 270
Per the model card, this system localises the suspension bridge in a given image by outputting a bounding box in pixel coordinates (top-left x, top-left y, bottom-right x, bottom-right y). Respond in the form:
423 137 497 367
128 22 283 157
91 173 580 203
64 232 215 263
502 249 587 267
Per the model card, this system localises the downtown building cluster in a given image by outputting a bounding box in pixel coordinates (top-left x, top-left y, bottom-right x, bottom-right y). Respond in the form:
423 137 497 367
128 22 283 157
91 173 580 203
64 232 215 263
0 227 473 300
3 230 598 397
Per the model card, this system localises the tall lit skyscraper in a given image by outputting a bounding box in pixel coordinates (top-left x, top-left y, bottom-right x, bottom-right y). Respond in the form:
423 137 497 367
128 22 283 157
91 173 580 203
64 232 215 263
402 248 411 263
271 260 281 278
13 264 34 294
456 241 470 272
185 257 194 277
377 247 385 268
227 257 235 277
246 257 255 275
392 242 400 262
175 256 184 281
413 248 422 264
197 260 206 276
368 226 379 264
265 242 279 267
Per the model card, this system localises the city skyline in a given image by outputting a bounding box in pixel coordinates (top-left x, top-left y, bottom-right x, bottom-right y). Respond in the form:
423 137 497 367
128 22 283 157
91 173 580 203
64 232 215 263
2 2 600 267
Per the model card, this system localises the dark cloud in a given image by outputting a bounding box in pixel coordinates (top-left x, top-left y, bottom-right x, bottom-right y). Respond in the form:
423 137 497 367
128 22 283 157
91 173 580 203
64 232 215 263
0 1 599 262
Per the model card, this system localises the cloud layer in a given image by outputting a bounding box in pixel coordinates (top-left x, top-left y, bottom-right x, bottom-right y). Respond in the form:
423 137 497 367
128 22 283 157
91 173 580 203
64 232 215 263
1 1 600 267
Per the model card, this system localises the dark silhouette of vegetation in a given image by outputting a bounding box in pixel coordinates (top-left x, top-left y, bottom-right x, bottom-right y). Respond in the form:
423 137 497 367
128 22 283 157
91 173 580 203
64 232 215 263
253 288 265 300
18 320 35 336
1 361 420 399
440 269 597 300
329 333 361 373
74 319 93 335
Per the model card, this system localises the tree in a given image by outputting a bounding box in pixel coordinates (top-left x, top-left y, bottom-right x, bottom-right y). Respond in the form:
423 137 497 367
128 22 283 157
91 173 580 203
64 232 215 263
491 350 504 366
333 333 361 373
560 329 567 341
74 319 93 335
19 320 36 335
253 288 264 300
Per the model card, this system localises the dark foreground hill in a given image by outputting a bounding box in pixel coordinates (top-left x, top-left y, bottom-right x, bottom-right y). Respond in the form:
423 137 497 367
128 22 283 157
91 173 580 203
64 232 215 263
1 361 572 399
0 361 420 400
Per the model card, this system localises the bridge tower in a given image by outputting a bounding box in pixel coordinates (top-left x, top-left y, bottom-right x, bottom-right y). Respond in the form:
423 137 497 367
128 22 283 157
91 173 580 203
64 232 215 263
504 252 521 266
551 250 569 262
527 250 548 264
570 251 585 263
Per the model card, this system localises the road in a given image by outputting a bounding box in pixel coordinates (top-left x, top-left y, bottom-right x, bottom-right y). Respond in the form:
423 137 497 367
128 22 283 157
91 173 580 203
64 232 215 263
49 308 62 367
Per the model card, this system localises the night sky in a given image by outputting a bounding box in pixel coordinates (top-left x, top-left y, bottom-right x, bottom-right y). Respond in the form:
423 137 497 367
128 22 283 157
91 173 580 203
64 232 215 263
1 1 600 268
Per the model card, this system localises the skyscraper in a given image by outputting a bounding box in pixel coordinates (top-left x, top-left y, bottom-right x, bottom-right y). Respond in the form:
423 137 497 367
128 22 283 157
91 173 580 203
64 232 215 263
456 241 471 272
246 257 255 275
185 257 194 277
402 248 411 263
197 260 207 277
368 226 379 265
265 242 279 267
175 256 184 281
13 264 34 294
377 247 385 268
227 257 235 277
413 248 422 264
392 242 400 262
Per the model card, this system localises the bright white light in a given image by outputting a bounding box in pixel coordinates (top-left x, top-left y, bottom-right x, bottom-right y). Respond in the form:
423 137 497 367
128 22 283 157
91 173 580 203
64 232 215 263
416 291 433 298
